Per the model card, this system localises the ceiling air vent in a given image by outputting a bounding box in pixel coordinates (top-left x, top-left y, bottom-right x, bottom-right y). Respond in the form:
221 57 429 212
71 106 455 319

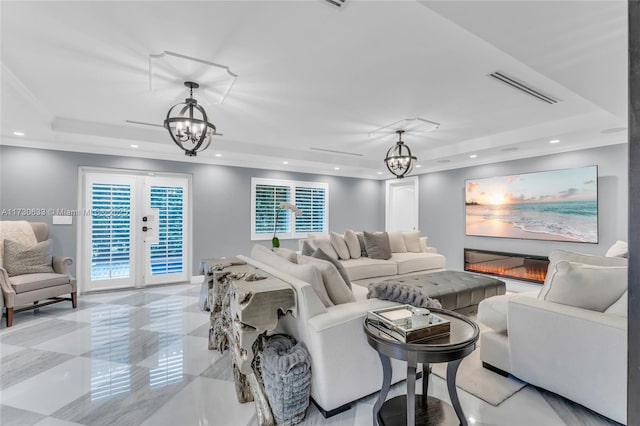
323 0 347 8
310 147 363 157
489 71 559 105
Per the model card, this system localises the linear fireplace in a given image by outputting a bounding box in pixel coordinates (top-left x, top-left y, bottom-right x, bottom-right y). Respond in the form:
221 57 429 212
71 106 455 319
464 248 549 284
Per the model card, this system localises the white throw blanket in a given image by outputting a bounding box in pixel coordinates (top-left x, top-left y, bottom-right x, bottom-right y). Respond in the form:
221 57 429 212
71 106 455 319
0 221 37 268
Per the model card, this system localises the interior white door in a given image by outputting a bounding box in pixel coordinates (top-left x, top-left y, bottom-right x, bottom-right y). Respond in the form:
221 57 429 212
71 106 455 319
81 171 190 292
385 177 419 232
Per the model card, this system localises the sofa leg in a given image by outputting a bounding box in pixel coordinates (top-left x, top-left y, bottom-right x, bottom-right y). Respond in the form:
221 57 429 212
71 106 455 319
311 399 352 418
71 292 77 309
6 308 14 327
482 361 509 377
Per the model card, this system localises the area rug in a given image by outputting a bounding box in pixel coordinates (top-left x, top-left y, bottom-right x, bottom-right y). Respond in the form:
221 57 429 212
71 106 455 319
430 349 527 406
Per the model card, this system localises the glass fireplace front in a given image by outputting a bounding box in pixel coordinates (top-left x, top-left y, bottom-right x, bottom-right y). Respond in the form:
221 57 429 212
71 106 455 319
464 248 549 284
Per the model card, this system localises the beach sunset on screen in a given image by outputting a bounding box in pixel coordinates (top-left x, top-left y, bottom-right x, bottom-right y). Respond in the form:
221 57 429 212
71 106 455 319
465 166 598 243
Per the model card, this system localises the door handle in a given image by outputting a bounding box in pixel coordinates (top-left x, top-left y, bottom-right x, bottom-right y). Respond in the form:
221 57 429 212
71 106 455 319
142 226 152 232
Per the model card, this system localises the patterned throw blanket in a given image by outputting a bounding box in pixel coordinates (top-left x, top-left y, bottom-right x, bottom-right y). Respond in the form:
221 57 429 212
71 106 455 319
367 281 443 309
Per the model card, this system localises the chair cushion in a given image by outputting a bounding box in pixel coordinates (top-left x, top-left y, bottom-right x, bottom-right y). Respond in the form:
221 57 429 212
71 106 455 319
390 252 446 275
9 273 71 294
4 239 54 276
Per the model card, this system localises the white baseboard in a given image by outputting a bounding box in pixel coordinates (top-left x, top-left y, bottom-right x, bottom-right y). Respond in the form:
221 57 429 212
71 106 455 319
191 275 204 284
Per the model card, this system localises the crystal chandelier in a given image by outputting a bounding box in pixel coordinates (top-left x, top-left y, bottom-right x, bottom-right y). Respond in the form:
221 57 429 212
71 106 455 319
384 130 417 178
164 81 216 156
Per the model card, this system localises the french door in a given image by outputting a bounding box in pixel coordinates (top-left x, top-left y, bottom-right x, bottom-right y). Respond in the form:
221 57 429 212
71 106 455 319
81 170 190 292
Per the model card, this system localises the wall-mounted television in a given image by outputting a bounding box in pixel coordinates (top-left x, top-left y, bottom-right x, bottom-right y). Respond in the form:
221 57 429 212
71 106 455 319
465 165 598 243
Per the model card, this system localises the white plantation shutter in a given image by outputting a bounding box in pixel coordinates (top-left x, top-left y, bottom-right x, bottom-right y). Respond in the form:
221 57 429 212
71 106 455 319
251 178 328 240
254 184 291 236
295 186 327 234
90 183 132 281
149 185 184 275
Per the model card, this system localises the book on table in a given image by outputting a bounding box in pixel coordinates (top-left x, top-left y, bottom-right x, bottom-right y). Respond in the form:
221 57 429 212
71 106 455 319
366 304 451 343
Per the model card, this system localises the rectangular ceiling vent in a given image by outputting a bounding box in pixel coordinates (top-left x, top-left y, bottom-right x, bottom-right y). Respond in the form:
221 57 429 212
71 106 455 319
310 147 363 157
489 71 559 105
323 0 347 8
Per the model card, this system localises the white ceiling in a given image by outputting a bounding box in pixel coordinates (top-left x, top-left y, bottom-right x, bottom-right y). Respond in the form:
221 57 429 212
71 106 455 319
0 0 628 179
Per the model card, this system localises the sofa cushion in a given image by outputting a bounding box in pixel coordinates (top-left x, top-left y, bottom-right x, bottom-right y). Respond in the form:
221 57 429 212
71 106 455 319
312 248 352 289
344 229 361 259
390 252 446 275
311 237 339 260
298 256 355 305
605 240 628 258
363 232 391 260
539 250 628 299
340 257 397 281
330 232 350 260
543 261 627 312
605 290 627 317
402 231 421 253
388 232 407 253
4 239 54 277
301 241 315 256
9 272 70 293
252 245 334 307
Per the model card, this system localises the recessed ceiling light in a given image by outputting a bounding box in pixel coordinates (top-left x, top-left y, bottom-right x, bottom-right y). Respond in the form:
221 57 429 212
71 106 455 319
469 154 477 159
130 144 139 148
283 161 289 165
215 153 222 157
415 164 422 168
13 131 24 136
377 172 383 175
549 139 560 144
334 167 340 171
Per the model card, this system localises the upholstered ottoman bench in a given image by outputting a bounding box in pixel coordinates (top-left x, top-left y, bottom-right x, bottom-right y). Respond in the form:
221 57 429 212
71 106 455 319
384 270 506 315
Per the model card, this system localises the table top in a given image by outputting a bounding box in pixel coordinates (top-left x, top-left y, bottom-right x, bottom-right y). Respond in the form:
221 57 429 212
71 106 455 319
363 308 479 363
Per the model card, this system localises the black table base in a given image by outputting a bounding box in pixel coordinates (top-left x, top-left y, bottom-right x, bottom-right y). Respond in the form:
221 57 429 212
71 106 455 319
378 395 459 426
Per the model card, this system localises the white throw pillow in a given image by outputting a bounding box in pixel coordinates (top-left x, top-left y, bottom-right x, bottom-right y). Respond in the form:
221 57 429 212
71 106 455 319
605 240 628 258
605 290 628 317
543 261 628 312
402 231 421 253
388 231 407 253
251 245 334 307
330 232 350 260
344 229 361 259
539 250 628 299
298 255 355 305
311 237 339 260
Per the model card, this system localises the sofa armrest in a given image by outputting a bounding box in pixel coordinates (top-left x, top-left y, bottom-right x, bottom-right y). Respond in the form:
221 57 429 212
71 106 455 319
508 295 626 423
0 267 15 308
52 256 73 275
308 298 400 332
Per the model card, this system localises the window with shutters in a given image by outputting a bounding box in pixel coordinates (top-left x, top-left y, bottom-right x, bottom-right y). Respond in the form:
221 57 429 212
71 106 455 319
251 178 329 240
149 185 184 275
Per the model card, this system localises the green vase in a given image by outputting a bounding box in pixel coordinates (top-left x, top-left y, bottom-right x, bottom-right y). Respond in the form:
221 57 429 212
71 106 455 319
272 236 280 248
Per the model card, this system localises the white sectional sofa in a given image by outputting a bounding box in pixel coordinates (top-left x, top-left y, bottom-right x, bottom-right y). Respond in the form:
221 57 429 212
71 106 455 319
239 245 408 416
477 248 628 424
299 231 446 283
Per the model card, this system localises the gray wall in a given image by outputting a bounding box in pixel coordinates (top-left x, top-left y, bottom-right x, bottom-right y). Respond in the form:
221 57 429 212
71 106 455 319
419 144 628 270
0 146 384 275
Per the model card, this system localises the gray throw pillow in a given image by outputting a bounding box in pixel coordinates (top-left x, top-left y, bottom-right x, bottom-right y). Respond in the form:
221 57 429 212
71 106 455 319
363 231 391 260
301 241 315 256
356 233 368 257
312 248 352 289
4 239 54 277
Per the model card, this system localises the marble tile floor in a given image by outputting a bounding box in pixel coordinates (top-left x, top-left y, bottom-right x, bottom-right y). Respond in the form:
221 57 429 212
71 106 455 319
0 283 622 426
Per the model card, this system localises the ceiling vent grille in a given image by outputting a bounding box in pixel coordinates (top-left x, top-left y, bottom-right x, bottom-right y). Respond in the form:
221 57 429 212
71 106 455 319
323 0 347 8
310 147 363 156
489 71 559 105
